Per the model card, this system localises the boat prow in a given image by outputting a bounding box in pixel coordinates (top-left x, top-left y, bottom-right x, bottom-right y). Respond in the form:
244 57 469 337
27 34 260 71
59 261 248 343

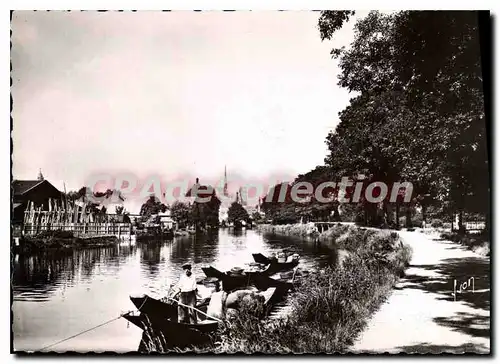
252 253 271 265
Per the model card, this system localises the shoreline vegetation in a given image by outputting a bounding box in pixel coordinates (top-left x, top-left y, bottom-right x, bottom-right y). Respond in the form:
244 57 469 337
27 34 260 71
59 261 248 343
14 230 120 254
142 223 412 353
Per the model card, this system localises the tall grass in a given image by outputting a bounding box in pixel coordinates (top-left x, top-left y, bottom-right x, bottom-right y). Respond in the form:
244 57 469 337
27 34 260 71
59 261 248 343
143 226 413 353
213 228 413 353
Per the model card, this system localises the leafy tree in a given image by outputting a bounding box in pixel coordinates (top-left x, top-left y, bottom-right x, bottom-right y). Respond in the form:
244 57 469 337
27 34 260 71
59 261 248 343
318 11 488 231
171 201 191 229
251 211 263 223
140 195 168 220
228 202 250 226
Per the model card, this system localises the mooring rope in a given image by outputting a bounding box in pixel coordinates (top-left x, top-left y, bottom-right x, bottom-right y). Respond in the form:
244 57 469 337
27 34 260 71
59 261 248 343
39 310 134 352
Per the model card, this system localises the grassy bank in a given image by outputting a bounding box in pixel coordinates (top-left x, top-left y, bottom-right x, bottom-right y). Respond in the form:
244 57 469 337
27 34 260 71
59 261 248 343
256 223 320 238
440 230 490 256
142 224 412 353
213 225 412 353
16 230 119 253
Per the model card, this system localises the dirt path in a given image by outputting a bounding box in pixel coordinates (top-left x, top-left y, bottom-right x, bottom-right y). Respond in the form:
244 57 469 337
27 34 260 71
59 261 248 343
351 229 490 354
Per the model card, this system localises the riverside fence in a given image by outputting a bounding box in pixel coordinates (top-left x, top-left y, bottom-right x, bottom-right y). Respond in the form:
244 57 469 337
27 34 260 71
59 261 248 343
22 222 133 238
21 200 133 239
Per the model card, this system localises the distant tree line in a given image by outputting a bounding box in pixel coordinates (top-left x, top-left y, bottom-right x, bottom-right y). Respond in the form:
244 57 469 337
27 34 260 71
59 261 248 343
263 11 489 232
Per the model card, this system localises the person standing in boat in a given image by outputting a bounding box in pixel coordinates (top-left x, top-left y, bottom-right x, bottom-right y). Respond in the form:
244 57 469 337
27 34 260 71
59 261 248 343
174 263 198 324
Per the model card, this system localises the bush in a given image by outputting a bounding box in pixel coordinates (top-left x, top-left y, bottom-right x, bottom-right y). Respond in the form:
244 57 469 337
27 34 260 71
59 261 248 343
34 229 74 239
142 225 413 353
412 216 423 228
441 231 489 255
213 227 412 354
430 219 444 228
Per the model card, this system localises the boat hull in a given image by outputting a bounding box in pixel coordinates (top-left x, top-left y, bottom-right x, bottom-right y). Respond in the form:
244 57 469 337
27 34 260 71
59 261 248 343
251 254 300 275
202 264 297 292
129 295 209 322
123 312 217 349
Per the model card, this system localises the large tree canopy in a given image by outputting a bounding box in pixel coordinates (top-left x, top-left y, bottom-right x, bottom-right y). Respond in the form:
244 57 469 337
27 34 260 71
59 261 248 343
266 11 488 230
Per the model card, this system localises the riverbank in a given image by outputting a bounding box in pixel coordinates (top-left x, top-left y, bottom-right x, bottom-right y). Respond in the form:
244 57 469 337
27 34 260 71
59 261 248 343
351 230 490 354
257 223 410 272
140 224 412 353
15 231 120 253
212 224 412 353
256 222 322 238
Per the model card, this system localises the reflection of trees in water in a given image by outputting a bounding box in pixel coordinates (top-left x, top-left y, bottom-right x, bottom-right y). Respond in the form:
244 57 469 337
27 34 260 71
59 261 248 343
231 228 245 237
192 232 219 265
13 246 139 300
169 237 193 263
139 243 163 277
74 247 120 280
169 232 219 266
13 251 76 298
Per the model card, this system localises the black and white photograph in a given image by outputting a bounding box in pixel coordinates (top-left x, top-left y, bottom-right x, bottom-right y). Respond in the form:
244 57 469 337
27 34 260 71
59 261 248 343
10 8 491 354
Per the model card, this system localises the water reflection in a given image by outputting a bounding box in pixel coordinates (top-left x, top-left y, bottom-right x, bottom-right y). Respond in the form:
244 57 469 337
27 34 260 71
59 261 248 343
13 252 76 302
12 229 338 352
140 242 163 277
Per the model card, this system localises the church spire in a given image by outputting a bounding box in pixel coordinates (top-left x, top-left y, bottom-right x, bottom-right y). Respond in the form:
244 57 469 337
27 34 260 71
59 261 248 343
37 168 44 181
223 165 228 196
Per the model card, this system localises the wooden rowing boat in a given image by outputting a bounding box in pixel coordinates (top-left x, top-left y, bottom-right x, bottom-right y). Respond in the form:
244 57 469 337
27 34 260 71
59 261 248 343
123 312 217 348
129 294 209 323
124 287 278 348
201 263 300 292
251 253 300 274
252 274 294 293
252 253 272 264
201 266 257 292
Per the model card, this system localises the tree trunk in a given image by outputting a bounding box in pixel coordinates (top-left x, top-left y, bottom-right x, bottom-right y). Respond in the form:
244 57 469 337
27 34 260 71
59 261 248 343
485 207 490 235
458 209 465 234
333 204 340 221
383 201 391 226
395 203 400 230
422 204 427 225
405 204 412 228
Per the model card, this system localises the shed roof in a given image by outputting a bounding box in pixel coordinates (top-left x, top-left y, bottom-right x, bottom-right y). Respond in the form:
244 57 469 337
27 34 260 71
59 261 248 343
12 180 45 195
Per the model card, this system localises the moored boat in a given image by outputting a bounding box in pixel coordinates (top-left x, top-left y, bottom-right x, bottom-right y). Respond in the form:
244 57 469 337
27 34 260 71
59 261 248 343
252 253 272 265
129 294 210 322
123 312 218 348
201 266 255 291
251 252 300 275
253 274 294 293
124 287 278 348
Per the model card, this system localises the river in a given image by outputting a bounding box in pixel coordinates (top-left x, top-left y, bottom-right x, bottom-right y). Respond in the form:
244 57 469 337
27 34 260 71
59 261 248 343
12 228 338 352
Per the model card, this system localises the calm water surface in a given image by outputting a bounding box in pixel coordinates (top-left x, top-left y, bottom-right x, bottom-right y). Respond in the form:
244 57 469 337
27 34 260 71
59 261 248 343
12 229 337 352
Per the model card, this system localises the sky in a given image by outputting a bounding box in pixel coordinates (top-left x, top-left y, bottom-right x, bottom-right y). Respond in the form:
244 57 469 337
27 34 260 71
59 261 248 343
11 11 361 211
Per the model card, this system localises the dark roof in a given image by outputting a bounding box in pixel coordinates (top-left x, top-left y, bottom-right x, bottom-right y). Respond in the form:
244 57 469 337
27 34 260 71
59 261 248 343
13 179 61 196
12 180 45 195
